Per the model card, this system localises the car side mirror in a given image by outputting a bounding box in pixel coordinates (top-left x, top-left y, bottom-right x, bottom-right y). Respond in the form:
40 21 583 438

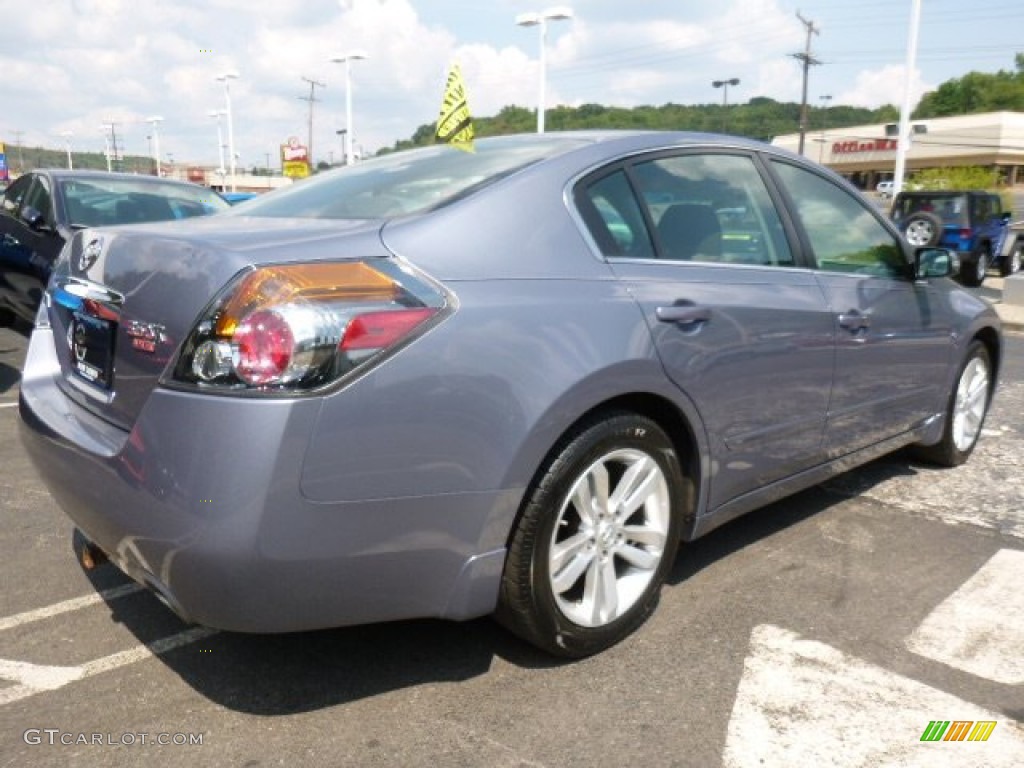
915 247 958 280
19 205 51 232
1001 211 1012 224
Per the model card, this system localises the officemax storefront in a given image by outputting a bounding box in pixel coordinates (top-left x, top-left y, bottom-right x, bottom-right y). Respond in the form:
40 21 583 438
772 111 1024 189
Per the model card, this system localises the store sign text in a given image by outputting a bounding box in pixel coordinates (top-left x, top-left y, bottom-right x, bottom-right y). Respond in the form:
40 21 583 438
832 138 898 154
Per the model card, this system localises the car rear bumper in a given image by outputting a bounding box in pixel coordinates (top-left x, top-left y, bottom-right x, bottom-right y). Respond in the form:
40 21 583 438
18 326 511 632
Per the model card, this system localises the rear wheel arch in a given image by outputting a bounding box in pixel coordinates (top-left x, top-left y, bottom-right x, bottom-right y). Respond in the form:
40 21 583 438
504 392 703 552
495 395 703 656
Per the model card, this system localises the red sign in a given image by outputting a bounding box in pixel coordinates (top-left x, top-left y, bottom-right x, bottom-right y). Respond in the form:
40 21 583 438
832 138 898 154
280 136 310 179
281 136 308 163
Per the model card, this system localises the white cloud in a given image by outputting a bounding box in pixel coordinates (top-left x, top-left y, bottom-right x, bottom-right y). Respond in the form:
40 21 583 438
837 65 931 110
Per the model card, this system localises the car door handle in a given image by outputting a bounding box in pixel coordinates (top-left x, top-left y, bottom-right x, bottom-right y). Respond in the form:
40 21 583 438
656 306 711 325
838 311 870 332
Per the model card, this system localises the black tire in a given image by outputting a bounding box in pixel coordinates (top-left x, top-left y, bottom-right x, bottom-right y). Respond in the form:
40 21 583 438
496 412 685 658
914 341 992 467
1000 245 1021 277
959 244 989 287
902 212 944 247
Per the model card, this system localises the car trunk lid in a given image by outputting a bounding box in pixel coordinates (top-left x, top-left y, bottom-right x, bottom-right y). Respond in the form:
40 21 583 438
46 217 387 431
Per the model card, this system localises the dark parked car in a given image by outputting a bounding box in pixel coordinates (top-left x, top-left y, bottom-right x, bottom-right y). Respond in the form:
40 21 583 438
20 133 1001 658
0 170 229 324
890 189 1013 286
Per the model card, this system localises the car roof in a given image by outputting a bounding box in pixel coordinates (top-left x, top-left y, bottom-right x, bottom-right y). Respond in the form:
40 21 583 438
478 129 772 154
30 169 205 188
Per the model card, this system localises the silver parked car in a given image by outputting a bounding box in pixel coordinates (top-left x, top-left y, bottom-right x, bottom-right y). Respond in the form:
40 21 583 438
20 132 1001 658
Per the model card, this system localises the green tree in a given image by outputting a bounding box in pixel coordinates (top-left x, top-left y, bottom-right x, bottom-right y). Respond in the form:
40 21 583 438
915 55 1024 117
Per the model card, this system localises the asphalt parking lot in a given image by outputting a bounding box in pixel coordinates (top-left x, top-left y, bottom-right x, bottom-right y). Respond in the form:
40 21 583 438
0 318 1022 767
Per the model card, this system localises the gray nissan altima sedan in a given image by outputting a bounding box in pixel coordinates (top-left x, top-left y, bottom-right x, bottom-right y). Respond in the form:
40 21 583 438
19 132 1001 658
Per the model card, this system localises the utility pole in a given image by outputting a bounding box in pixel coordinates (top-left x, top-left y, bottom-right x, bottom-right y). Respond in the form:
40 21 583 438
298 76 326 169
101 121 121 172
11 130 24 172
790 11 821 156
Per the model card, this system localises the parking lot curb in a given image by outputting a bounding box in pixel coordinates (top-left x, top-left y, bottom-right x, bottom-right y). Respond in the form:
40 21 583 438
994 303 1024 331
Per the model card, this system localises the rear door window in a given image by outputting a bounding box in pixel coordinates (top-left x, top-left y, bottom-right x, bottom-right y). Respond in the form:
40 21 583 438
631 153 794 266
577 152 794 267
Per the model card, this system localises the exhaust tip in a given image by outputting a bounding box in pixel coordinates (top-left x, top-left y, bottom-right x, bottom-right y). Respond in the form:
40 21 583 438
79 539 108 571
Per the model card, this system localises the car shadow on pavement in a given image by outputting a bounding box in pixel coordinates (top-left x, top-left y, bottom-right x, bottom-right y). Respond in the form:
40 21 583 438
78 452 927 716
0 360 20 394
79 551 556 716
666 450 923 588
0 318 32 393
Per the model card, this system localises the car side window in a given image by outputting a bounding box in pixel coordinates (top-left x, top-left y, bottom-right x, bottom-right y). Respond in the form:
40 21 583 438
23 177 54 225
771 160 907 278
630 153 794 266
2 175 32 216
578 170 655 259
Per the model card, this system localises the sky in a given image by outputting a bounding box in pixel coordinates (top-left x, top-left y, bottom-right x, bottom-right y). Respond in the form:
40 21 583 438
0 0 1021 170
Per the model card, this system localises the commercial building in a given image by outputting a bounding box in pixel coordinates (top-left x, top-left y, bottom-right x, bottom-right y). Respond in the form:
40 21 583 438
772 111 1024 189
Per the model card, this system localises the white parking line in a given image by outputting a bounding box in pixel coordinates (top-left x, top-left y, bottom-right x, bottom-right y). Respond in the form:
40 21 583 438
0 658 83 691
0 585 217 706
906 548 1024 685
0 402 19 408
0 583 143 631
724 624 1024 768
0 627 217 707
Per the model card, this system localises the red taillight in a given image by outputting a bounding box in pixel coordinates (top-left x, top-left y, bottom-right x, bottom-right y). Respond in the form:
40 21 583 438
234 309 294 386
172 259 448 393
341 308 438 351
959 228 972 239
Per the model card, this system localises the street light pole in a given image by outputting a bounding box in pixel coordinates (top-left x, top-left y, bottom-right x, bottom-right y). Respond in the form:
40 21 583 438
208 110 227 180
101 130 112 172
711 78 740 131
61 131 73 170
329 52 368 165
146 116 163 176
893 0 922 198
336 129 348 166
515 7 573 134
216 72 240 191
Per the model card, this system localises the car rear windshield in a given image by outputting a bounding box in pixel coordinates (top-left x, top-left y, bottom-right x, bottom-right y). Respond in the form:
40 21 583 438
892 194 968 226
229 136 591 220
61 177 230 227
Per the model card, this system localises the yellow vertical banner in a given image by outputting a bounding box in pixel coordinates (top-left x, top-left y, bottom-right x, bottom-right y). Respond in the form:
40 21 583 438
436 63 475 152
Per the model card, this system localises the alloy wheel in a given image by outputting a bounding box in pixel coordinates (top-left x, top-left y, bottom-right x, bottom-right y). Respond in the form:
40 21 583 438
951 356 989 453
548 448 671 627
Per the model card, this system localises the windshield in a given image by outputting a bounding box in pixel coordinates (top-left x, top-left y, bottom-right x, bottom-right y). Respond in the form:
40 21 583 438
60 177 230 228
230 136 591 220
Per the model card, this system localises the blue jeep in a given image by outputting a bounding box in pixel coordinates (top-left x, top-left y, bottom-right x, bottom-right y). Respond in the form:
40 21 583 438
890 190 1016 286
